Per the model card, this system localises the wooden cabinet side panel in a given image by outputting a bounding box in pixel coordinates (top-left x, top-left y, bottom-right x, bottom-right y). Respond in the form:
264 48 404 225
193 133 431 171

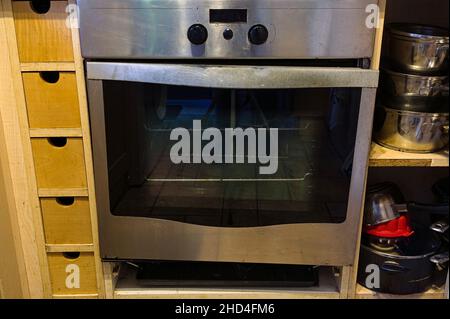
0 112 26 298
0 0 51 298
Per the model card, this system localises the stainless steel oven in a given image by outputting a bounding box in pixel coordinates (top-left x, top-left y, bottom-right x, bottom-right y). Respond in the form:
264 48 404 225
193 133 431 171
79 0 380 266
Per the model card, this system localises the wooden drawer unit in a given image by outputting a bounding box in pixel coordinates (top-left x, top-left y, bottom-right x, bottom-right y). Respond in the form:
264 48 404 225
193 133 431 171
31 137 87 189
12 0 74 62
47 252 97 295
41 197 92 245
23 71 81 129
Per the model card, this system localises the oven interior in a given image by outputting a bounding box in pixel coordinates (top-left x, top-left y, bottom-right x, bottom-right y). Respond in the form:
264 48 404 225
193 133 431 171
100 82 361 227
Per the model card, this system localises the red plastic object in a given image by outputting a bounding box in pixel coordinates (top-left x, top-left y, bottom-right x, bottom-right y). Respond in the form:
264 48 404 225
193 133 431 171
364 215 414 238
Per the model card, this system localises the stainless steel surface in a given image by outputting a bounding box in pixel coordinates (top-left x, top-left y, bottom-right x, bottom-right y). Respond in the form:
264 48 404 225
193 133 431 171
78 0 377 59
364 193 401 227
380 68 449 112
82 0 380 265
88 72 377 265
386 23 449 75
86 62 380 88
374 106 449 153
430 221 449 234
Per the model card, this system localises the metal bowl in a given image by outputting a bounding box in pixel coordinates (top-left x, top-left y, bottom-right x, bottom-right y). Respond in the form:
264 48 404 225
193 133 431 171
364 182 405 227
386 24 449 75
380 68 449 113
374 106 449 153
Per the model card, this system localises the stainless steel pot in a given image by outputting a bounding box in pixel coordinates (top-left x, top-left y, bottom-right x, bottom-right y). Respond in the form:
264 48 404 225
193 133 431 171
380 68 449 112
386 24 449 74
374 106 449 153
364 193 401 226
364 183 405 226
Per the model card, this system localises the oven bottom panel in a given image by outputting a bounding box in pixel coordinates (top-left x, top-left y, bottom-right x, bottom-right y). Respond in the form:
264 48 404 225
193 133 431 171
99 217 355 266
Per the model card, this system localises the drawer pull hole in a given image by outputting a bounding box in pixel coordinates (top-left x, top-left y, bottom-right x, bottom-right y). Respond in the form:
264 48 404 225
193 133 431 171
30 0 51 14
40 71 60 84
63 252 81 260
47 137 67 148
56 197 75 206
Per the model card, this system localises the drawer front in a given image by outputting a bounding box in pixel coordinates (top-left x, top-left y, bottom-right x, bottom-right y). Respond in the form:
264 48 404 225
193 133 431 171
31 137 87 189
23 72 81 129
13 0 74 62
41 197 93 245
47 252 97 295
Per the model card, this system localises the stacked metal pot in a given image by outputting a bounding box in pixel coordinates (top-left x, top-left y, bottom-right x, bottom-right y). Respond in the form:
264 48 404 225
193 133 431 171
358 181 449 295
374 24 449 153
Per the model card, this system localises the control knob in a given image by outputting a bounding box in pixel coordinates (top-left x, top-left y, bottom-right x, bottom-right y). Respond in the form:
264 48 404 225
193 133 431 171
187 24 208 45
248 24 269 45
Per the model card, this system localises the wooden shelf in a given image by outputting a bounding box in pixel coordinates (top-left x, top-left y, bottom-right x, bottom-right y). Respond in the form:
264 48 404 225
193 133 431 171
369 143 449 168
112 265 341 299
355 284 446 299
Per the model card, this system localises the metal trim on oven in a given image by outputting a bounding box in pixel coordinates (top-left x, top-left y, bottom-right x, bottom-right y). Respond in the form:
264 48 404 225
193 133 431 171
87 64 378 266
80 0 377 10
86 62 380 89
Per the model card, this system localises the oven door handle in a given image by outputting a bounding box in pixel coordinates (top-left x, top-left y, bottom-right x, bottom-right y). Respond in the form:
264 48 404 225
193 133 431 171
86 62 379 89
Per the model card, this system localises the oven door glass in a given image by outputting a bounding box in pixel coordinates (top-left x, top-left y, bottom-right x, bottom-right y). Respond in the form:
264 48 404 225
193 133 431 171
101 81 360 227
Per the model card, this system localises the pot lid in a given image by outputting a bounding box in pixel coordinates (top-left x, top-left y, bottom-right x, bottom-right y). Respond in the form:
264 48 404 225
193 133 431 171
377 104 450 117
380 64 450 80
378 94 450 115
388 23 449 42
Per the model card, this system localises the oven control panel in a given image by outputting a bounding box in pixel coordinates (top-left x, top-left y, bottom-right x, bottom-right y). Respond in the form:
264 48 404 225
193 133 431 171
187 23 269 45
78 0 376 59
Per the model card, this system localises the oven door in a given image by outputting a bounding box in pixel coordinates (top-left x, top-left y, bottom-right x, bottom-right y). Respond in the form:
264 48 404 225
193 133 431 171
87 62 378 265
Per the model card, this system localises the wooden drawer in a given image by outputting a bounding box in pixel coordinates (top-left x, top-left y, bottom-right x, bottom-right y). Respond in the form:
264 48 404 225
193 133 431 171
12 0 74 62
31 137 87 189
47 252 97 295
41 197 92 245
23 72 81 129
